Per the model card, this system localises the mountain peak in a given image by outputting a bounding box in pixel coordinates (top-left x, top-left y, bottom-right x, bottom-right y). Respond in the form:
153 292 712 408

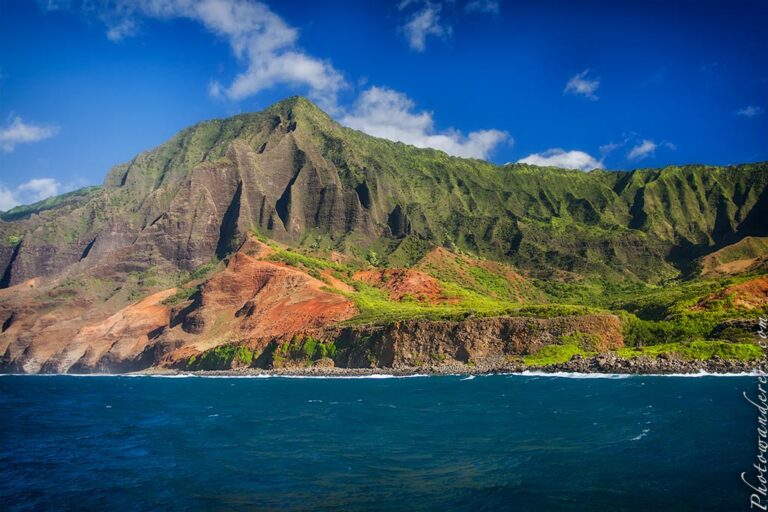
264 95 331 123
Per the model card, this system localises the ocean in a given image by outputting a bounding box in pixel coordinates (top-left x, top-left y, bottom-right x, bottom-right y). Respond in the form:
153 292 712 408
0 373 758 511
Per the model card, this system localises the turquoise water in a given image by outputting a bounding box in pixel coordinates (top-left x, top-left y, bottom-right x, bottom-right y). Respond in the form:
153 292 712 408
0 374 757 511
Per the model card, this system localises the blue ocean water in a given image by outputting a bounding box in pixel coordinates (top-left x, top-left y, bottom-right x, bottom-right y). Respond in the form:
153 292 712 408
0 373 758 511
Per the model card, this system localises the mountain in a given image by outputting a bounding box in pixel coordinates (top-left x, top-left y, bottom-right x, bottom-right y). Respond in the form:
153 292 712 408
1 97 766 373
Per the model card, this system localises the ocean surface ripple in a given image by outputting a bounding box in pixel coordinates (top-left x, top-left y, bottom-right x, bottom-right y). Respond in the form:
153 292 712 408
0 374 756 511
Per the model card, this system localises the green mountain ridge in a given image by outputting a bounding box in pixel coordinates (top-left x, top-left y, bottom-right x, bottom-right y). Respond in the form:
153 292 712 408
2 96 766 287
0 96 766 373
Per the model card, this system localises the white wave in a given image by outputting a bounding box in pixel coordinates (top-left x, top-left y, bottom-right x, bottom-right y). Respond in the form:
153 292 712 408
631 428 651 441
460 375 476 381
511 370 763 379
642 370 763 378
516 371 632 379
280 373 430 379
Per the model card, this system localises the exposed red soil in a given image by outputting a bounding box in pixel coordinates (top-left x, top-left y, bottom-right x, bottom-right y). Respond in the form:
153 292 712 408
417 247 528 284
210 252 357 337
0 242 359 372
353 268 446 303
238 237 275 259
160 251 358 362
320 269 356 293
695 276 768 311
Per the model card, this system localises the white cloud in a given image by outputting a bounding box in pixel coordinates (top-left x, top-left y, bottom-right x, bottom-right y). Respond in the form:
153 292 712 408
599 141 622 156
564 69 600 100
517 149 602 171
18 178 62 202
465 0 501 14
0 186 16 211
597 136 675 164
0 116 58 153
341 86 510 159
736 105 763 118
92 0 346 110
0 178 64 211
401 3 450 52
106 18 138 41
626 139 657 161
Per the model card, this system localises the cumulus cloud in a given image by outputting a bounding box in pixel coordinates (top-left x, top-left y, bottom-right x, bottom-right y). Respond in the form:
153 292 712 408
401 3 450 52
0 116 58 153
626 139 657 161
18 178 62 201
516 149 602 171
465 0 501 14
0 187 16 212
86 0 346 110
564 69 600 100
0 178 64 211
736 105 763 118
340 86 510 159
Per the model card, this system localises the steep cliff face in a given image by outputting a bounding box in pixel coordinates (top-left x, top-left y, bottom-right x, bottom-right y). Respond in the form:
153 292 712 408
320 314 624 369
1 97 767 289
172 314 624 371
0 96 766 373
0 99 381 286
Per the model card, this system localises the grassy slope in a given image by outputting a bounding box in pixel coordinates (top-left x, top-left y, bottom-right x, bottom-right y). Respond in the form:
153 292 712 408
261 238 766 362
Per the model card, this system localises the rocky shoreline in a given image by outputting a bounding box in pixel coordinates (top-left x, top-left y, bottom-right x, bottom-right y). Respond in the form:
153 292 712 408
137 352 762 377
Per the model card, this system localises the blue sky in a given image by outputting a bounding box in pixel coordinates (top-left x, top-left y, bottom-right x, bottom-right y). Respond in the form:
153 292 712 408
0 0 766 210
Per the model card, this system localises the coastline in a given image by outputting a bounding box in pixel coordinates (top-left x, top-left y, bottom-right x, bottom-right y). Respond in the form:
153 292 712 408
2 353 760 378
136 352 760 378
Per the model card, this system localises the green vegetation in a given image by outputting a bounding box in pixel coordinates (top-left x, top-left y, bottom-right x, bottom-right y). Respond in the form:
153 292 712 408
187 344 254 370
162 286 198 306
4 234 22 246
339 280 503 325
523 339 762 366
616 341 762 362
415 250 546 303
267 247 349 273
333 278 604 326
365 250 381 266
287 96 768 283
272 336 337 367
176 260 220 286
523 331 601 366
0 186 101 221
